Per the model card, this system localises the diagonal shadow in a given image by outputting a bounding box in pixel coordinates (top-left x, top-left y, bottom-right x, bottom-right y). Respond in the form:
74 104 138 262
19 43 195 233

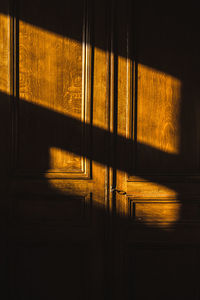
0 0 199 177
0 88 198 218
1 1 200 299
0 90 179 176
0 89 198 299
0 0 199 252
1 0 199 177
0 91 199 299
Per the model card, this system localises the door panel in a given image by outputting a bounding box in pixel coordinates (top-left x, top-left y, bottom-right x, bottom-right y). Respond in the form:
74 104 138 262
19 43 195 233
137 63 181 172
134 1 200 173
125 245 199 300
115 1 200 299
10 243 90 300
4 1 110 299
18 0 86 174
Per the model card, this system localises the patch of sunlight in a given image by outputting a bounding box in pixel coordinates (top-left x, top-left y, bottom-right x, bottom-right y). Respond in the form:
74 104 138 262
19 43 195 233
134 201 181 228
48 147 82 171
117 55 132 138
0 13 10 94
19 20 85 121
128 176 178 196
128 178 180 228
137 64 181 155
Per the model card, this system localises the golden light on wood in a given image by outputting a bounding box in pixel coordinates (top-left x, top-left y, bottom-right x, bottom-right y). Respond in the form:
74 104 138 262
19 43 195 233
0 13 10 94
49 147 82 171
19 20 87 172
19 20 83 120
117 55 131 138
138 64 181 155
128 179 178 197
0 13 185 228
134 202 181 227
128 178 181 227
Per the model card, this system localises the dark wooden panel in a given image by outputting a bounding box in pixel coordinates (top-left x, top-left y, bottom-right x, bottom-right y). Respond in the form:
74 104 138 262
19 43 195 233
125 245 199 300
10 243 90 300
12 194 91 226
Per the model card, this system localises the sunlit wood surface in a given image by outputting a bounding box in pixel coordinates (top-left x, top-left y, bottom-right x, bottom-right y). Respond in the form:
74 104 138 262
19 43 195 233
137 64 181 169
1 0 200 299
0 12 9 94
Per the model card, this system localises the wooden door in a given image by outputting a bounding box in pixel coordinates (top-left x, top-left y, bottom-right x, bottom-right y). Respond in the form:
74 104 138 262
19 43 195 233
1 0 112 299
114 1 200 299
1 0 200 299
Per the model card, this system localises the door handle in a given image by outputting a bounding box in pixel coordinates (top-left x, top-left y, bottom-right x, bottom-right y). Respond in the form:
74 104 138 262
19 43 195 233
110 187 126 195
